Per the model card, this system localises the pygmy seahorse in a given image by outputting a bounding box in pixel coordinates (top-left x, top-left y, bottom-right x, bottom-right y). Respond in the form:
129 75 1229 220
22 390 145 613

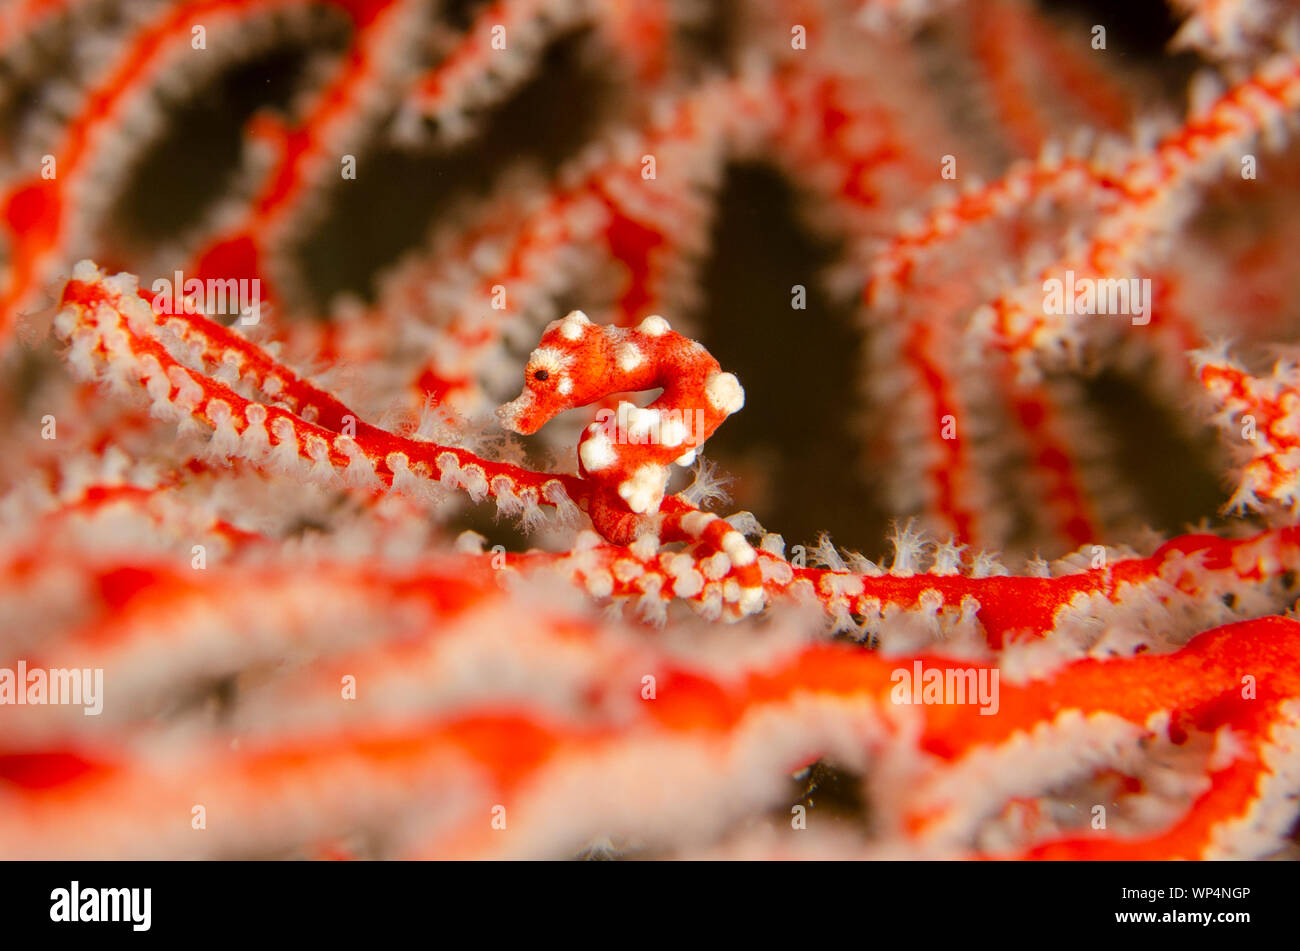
497 310 764 616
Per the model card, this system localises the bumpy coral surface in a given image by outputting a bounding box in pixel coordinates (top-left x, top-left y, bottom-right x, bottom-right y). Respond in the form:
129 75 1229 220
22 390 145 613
2 0 1300 859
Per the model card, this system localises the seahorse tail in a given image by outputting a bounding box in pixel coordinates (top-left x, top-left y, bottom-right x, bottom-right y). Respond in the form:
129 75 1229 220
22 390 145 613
669 510 765 617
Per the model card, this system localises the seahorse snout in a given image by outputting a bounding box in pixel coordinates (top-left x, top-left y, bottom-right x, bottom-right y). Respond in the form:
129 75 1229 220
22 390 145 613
495 391 541 435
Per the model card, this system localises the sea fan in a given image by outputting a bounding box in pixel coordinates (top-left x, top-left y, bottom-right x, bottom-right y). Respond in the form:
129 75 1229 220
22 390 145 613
1 0 1299 860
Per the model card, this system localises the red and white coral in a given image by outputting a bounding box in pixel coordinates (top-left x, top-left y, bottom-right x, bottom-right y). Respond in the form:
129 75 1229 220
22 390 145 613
1 0 1300 860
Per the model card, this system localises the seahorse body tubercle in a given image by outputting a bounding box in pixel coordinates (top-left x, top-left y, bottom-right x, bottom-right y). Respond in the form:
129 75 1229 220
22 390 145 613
497 310 764 617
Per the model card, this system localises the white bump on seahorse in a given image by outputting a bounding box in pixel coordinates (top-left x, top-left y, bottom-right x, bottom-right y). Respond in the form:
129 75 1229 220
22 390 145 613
721 530 757 567
559 310 591 340
618 463 668 514
637 315 670 336
681 511 716 536
658 413 689 448
580 428 617 472
617 341 644 372
623 404 661 443
706 371 744 415
527 346 572 375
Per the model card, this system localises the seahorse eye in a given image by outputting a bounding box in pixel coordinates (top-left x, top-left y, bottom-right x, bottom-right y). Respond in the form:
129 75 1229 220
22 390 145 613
534 369 549 381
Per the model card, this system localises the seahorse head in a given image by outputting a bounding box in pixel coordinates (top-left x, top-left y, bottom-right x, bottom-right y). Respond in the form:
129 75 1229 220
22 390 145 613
496 310 613 434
